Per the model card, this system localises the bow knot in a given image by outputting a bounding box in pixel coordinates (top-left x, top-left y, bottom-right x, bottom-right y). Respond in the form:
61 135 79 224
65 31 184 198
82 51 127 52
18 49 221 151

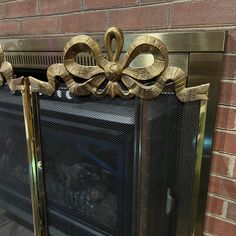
104 62 122 82
61 27 169 98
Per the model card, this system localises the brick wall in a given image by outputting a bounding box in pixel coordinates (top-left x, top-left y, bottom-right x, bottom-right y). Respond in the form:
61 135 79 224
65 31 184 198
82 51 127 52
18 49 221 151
0 0 235 235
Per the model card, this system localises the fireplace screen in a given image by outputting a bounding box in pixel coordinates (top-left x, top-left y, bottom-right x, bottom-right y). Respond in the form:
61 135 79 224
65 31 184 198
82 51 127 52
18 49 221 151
39 93 139 235
36 88 202 236
0 27 225 236
0 87 33 235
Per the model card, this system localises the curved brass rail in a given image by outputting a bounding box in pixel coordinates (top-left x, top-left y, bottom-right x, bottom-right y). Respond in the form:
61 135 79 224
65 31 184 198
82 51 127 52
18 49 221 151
0 27 209 101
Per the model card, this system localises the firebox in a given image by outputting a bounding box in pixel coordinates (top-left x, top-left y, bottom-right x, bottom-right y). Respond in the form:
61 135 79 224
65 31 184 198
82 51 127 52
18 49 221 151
0 28 225 236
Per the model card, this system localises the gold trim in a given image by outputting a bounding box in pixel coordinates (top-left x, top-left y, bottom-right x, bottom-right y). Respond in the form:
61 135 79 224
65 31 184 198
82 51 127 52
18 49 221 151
190 100 208 235
31 92 48 236
1 27 209 101
22 78 42 236
1 45 45 235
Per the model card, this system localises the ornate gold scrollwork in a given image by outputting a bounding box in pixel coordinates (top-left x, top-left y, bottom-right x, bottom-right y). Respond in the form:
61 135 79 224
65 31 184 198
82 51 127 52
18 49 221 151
1 27 209 101
0 45 25 90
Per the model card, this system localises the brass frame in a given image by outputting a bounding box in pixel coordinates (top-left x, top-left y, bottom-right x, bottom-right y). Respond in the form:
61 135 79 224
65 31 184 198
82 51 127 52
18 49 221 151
1 47 48 235
190 100 208 235
22 78 42 236
0 27 225 236
31 92 48 236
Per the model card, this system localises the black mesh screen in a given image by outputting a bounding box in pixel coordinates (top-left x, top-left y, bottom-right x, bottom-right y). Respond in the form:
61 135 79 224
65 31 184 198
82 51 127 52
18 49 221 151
39 90 140 236
0 87 33 235
38 88 200 236
143 93 200 236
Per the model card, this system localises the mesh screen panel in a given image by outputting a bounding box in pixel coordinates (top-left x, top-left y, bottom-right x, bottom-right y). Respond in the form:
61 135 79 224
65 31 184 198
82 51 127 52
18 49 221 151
0 87 33 235
38 88 200 236
39 90 140 236
141 94 200 236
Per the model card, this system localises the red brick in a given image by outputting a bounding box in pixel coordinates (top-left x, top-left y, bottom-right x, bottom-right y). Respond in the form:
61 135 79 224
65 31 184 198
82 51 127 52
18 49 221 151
84 0 137 10
170 0 236 27
216 107 236 129
222 55 236 79
219 81 236 106
214 131 236 155
22 17 58 35
5 0 36 18
210 153 229 176
108 5 169 30
227 202 236 222
208 175 236 200
60 12 105 33
205 215 236 236
40 0 81 15
206 195 224 216
225 30 236 54
0 20 21 36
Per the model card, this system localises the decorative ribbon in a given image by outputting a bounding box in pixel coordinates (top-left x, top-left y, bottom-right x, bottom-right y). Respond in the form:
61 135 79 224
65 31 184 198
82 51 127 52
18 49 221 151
0 27 209 101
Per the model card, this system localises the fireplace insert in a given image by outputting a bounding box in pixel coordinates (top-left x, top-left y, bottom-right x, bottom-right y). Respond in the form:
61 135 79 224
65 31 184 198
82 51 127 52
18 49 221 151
0 28 225 236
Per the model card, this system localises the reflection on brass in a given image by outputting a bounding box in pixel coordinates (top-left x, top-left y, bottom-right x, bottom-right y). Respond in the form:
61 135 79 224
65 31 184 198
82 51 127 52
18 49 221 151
5 27 209 101
31 92 48 236
22 78 42 236
1 46 44 236
187 53 224 236
0 31 226 53
190 100 208 235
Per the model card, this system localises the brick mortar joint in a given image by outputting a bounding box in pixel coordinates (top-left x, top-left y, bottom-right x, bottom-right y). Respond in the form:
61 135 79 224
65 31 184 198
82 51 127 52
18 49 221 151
210 173 236 182
215 128 236 134
206 212 236 225
0 1 171 20
212 151 236 159
208 193 236 204
204 233 214 236
218 105 236 110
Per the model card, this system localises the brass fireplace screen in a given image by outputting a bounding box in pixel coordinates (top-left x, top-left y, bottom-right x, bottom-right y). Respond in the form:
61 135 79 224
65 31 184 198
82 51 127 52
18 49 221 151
0 28 225 236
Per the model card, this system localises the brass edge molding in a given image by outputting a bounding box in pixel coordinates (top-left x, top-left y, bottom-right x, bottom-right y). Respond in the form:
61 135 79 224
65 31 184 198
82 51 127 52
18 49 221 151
31 92 48 236
0 31 226 53
22 78 42 236
190 100 208 235
1 28 209 101
1 46 44 235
